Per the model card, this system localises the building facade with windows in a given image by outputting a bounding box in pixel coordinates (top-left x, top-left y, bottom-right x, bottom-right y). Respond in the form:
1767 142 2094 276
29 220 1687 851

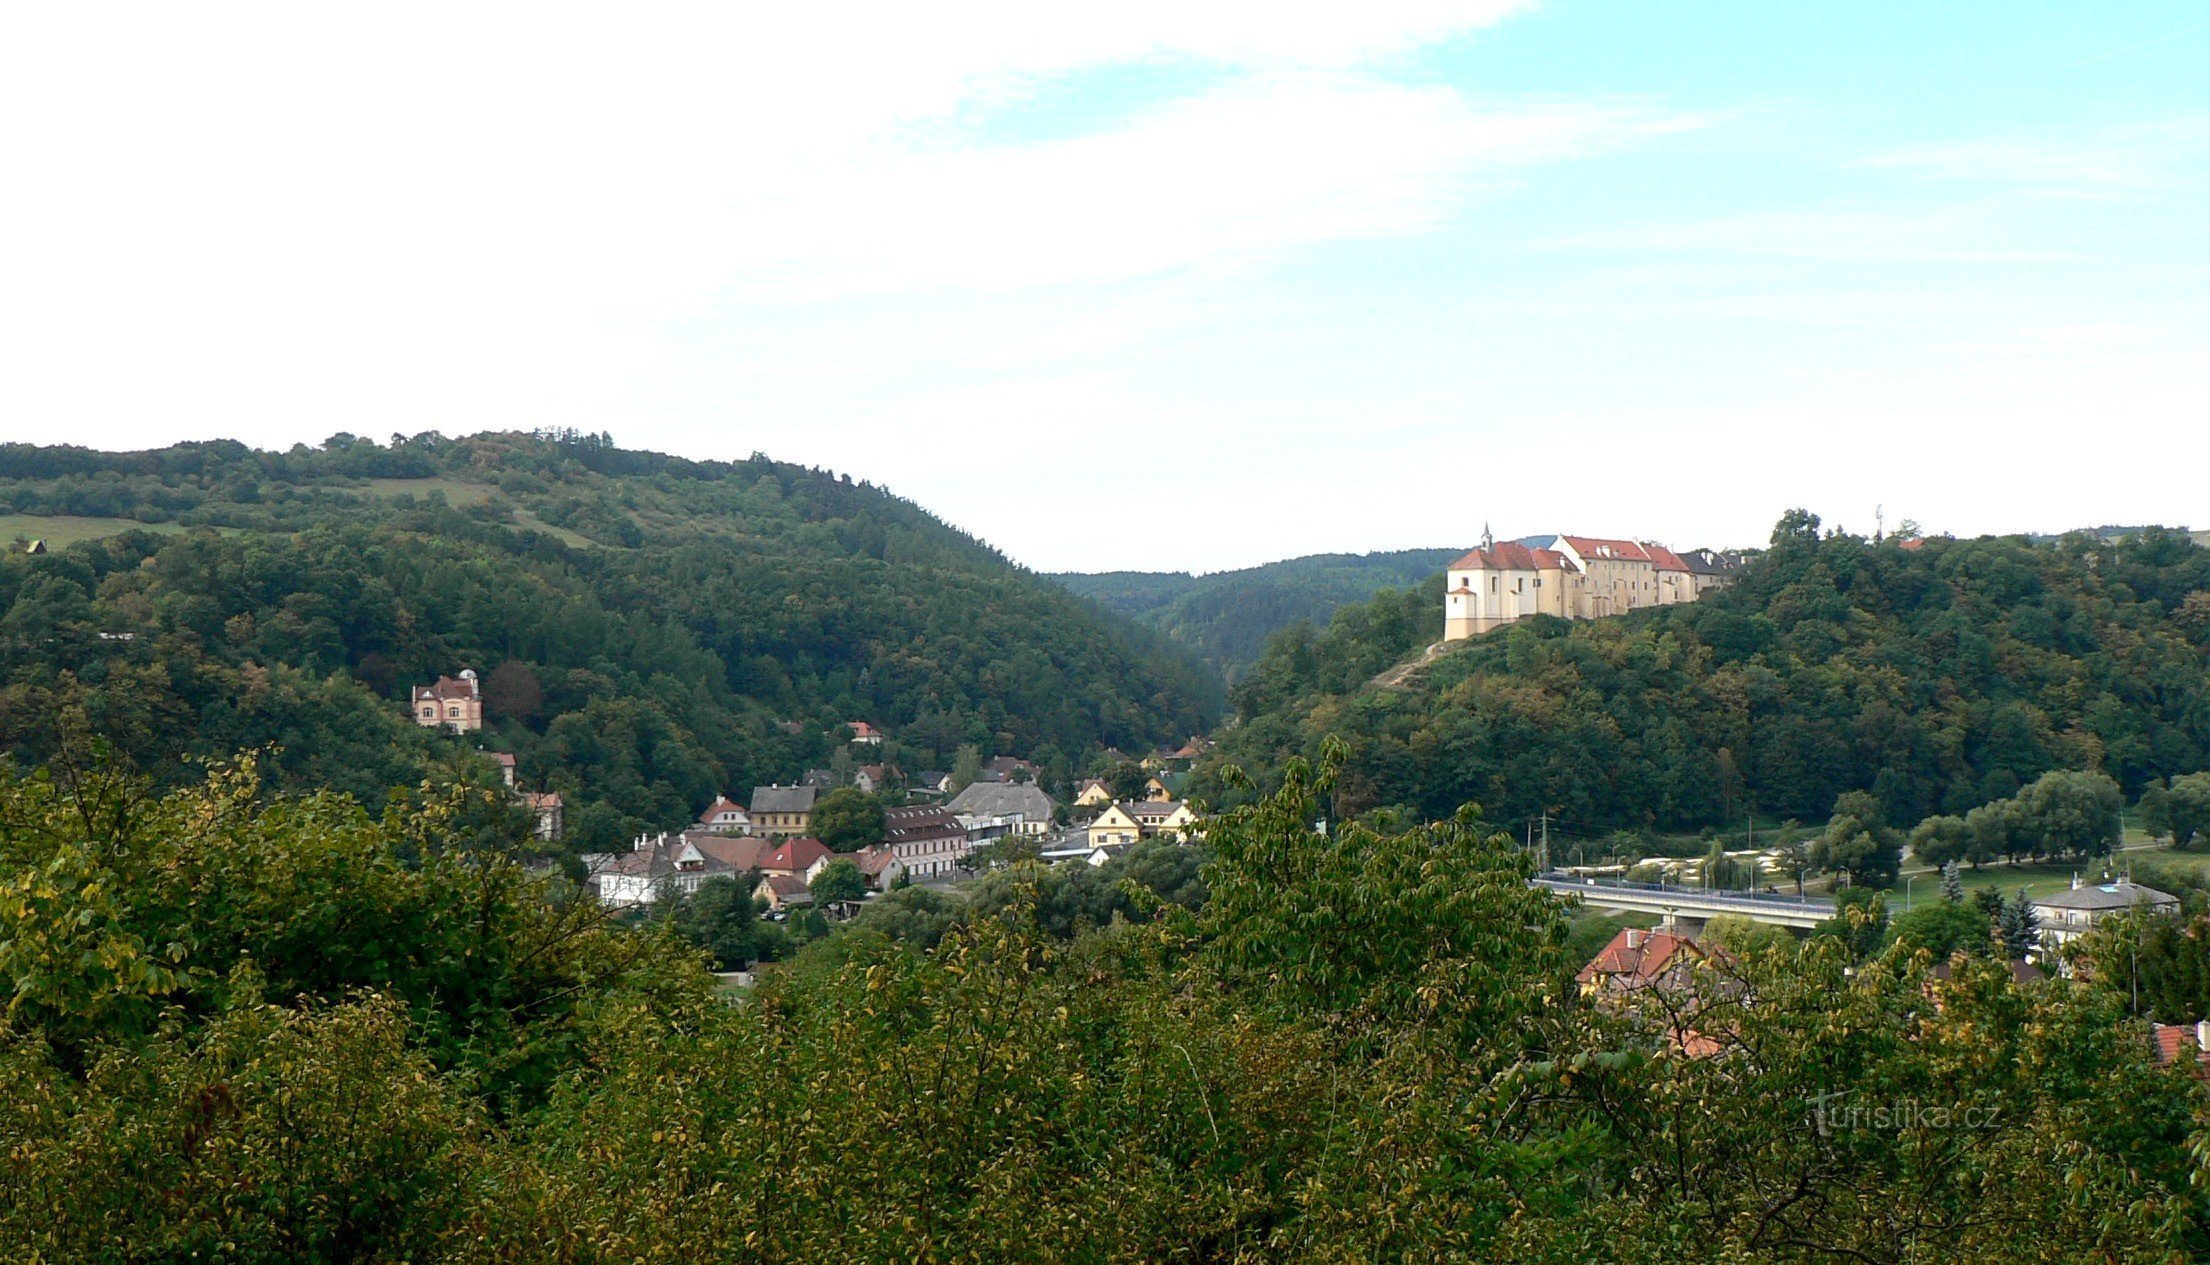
1443 532 1741 641
411 670 483 732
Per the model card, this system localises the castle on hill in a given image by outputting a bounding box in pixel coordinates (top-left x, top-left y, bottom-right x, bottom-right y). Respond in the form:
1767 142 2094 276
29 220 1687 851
1444 530 1741 641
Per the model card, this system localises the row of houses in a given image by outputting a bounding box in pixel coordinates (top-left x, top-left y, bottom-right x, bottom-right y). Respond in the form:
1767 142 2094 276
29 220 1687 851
1443 531 1744 640
720 780 1058 841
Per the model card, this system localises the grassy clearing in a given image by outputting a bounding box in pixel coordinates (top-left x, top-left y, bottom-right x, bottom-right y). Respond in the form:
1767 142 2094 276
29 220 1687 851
357 477 499 508
1901 845 2210 904
510 507 598 549
0 514 192 548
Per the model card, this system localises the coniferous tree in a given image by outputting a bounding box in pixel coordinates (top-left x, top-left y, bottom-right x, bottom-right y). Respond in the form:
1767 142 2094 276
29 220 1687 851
1998 889 2040 959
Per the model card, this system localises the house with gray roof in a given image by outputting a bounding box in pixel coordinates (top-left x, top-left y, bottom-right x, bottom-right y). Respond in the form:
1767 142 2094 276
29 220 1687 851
2030 878 2180 958
946 781 1056 836
750 784 820 837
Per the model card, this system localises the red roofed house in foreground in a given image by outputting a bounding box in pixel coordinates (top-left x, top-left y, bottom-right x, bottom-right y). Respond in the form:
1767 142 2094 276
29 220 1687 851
2152 1021 2210 1075
1576 926 1737 1058
1576 927 1715 998
1444 529 1742 641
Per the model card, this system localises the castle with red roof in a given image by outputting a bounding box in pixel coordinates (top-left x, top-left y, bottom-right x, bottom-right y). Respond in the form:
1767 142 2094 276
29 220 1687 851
1443 529 1742 640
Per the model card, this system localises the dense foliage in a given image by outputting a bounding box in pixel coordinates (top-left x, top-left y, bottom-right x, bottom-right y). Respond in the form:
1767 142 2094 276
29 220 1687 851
4 747 2208 1262
0 432 1220 848
1204 516 2210 842
1055 548 1461 681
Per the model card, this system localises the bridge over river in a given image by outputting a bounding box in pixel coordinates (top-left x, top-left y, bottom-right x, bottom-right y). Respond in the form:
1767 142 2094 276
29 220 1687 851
1533 873 1835 934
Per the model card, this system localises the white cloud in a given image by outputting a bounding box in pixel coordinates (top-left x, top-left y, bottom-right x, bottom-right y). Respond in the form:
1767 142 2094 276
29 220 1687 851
0 0 1679 447
1856 117 2210 188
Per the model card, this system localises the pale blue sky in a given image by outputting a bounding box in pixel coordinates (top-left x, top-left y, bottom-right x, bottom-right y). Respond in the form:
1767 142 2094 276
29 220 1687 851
3 2 2205 570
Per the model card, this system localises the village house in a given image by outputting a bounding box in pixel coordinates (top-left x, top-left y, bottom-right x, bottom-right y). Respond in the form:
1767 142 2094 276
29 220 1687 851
589 831 774 909
850 845 906 891
977 755 1040 784
755 873 814 912
1086 800 1197 849
695 796 753 835
2151 1021 2210 1075
909 770 951 799
749 784 819 837
411 669 483 732
879 805 972 880
854 763 894 794
1575 927 1737 1058
1443 531 1740 641
482 751 561 839
945 782 1056 836
846 721 885 746
1576 927 1716 999
1042 839 1132 868
1073 778 1113 807
2029 877 2180 958
521 791 563 841
758 836 834 881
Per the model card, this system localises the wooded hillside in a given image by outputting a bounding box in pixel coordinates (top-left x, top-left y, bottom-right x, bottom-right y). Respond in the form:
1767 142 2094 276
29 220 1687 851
1203 515 2210 836
1055 547 1461 680
0 431 1221 849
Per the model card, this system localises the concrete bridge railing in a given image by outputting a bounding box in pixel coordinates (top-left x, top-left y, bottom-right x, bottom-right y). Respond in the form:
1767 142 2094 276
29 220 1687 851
1532 872 1836 933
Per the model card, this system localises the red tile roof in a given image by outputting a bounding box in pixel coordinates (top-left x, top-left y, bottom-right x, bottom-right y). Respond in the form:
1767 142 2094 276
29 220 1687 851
852 846 902 877
2152 1022 2210 1070
698 796 748 822
1641 543 1691 573
412 674 480 703
1575 928 1708 989
1561 536 1653 564
761 837 832 874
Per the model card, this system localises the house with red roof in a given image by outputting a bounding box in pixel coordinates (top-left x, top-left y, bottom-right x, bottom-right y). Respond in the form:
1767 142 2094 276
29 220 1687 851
695 796 752 835
2151 1022 2210 1074
759 836 834 880
1576 926 1739 1058
1576 927 1716 998
411 670 483 732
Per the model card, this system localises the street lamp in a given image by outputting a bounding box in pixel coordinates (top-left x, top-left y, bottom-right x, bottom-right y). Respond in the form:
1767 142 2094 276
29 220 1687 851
1905 874 1918 914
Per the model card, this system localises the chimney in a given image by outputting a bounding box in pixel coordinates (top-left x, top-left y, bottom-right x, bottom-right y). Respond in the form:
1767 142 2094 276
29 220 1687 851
1624 929 1645 950
2071 873 2082 890
2197 1020 2209 1052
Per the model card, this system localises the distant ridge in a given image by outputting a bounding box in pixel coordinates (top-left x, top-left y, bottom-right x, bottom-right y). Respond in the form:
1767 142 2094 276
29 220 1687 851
1055 548 1461 681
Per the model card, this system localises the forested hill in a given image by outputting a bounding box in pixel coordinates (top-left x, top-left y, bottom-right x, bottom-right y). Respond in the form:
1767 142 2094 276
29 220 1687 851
1200 515 2210 834
1054 547 1462 680
0 431 1222 848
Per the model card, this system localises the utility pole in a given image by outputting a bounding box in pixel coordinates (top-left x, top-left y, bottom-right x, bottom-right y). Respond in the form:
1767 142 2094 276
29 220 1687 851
1540 811 1550 873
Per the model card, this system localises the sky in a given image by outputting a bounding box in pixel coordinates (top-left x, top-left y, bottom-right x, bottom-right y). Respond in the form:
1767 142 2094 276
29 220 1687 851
2 2 2206 573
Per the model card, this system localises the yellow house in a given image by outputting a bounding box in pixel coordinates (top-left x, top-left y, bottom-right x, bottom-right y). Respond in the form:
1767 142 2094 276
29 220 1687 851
1074 778 1113 807
1143 776 1173 802
748 784 818 837
1087 803 1144 847
1086 800 1198 848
